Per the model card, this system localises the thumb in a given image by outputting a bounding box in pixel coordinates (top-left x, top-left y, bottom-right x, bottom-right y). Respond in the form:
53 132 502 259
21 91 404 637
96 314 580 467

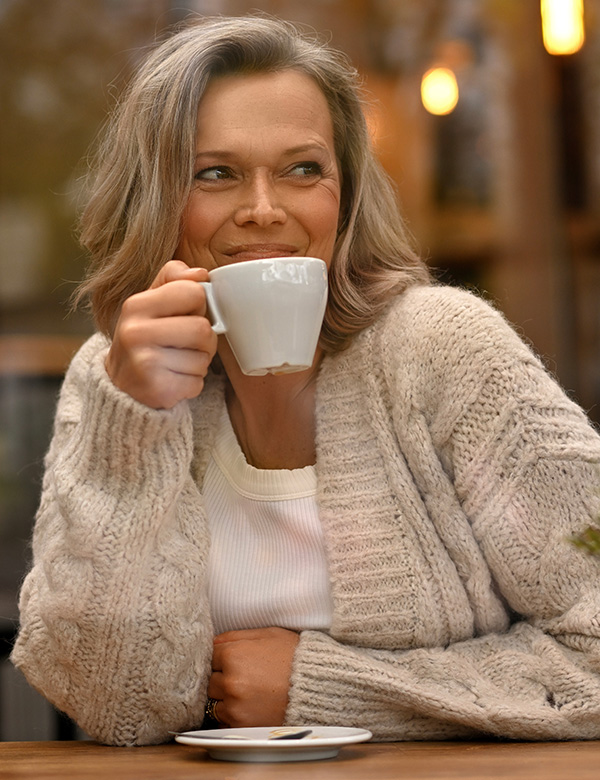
150 260 209 289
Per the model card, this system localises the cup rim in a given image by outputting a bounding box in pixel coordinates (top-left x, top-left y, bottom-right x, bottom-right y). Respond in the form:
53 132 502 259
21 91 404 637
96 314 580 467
209 256 325 277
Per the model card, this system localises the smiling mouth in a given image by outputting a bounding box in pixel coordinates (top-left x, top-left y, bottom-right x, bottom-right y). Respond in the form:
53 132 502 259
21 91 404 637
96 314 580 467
224 245 300 262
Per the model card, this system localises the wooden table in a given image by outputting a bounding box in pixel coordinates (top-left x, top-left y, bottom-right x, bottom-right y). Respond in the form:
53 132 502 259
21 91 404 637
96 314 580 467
1 740 598 779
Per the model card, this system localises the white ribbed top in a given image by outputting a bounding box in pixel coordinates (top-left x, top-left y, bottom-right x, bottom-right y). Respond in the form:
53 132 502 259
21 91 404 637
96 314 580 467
204 407 333 635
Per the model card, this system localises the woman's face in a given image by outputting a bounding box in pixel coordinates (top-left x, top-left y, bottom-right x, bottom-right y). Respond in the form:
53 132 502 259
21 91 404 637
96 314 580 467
174 70 342 271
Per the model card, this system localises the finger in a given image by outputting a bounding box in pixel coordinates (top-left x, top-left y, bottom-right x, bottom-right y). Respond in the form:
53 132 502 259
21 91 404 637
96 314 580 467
165 375 208 406
113 319 217 379
147 316 217 352
213 628 272 645
207 672 226 700
123 280 209 320
125 366 207 410
205 696 228 727
211 642 224 673
213 627 298 645
115 316 217 362
158 347 212 378
212 699 227 726
150 260 209 289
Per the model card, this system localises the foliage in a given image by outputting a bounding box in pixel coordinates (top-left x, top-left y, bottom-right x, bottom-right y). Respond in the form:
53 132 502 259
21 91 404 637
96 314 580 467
570 525 600 558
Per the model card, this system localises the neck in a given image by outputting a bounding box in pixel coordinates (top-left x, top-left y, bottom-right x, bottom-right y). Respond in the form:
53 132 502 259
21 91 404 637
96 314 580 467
219 339 322 469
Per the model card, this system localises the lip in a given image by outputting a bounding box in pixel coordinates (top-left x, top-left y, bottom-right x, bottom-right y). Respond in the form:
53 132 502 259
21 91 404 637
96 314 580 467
222 244 301 262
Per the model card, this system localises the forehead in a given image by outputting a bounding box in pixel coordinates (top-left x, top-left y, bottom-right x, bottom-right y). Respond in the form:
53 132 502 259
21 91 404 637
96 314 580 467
195 70 334 143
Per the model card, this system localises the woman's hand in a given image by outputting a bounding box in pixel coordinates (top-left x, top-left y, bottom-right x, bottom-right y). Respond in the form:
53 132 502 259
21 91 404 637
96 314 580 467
207 627 300 728
105 261 218 409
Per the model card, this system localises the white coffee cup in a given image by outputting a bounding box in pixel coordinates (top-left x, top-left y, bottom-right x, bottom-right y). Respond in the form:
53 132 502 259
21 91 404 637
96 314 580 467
200 256 328 376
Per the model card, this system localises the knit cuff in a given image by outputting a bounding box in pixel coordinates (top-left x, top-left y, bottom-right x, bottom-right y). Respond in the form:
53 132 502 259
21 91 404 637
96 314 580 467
49 336 195 536
286 631 469 740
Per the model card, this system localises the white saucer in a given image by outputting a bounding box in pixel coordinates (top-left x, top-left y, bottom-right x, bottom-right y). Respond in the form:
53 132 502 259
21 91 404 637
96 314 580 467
175 726 372 763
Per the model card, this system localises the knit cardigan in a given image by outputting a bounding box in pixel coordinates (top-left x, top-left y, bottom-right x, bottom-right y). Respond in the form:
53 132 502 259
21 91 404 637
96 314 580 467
11 284 600 746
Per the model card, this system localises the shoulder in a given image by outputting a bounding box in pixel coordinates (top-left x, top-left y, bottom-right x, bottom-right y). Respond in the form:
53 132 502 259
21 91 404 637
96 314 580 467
385 284 521 340
368 284 555 432
379 284 540 371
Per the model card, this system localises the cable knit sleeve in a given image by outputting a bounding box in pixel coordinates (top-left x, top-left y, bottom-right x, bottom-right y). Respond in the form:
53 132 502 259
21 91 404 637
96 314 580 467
11 334 215 745
286 285 600 741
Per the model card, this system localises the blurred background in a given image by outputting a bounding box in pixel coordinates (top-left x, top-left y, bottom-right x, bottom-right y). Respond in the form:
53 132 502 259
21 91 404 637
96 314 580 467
1 0 599 740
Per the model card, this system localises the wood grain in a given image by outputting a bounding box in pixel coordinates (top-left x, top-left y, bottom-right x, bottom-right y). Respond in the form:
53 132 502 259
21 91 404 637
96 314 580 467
1 740 599 780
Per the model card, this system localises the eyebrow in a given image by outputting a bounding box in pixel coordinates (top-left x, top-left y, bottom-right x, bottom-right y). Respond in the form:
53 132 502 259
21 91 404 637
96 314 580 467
194 142 331 161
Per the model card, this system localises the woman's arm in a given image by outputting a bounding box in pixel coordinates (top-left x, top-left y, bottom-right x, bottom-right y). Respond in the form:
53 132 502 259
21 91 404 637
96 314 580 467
286 288 600 741
288 452 600 740
287 599 600 741
11 335 214 745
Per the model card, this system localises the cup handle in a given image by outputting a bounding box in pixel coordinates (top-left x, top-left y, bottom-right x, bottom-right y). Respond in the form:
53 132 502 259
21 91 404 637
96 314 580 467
199 282 226 335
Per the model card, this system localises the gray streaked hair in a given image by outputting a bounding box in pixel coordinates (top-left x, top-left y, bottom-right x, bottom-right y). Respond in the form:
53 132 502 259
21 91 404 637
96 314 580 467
76 15 430 349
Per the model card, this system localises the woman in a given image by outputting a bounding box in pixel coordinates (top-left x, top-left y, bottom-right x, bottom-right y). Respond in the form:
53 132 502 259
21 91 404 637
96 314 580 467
11 16 600 746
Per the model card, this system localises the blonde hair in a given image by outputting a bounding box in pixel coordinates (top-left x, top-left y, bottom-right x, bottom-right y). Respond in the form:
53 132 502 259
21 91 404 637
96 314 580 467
77 15 430 351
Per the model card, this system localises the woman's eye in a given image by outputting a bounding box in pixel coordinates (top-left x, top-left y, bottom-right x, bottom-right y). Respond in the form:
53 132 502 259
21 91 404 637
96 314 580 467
289 161 322 177
195 166 232 181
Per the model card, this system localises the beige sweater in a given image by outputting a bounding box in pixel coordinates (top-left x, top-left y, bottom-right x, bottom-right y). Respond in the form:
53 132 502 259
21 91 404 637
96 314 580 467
12 285 600 746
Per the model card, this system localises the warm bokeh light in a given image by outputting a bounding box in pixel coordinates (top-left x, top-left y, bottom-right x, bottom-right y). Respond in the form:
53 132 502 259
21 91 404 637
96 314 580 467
420 67 459 116
541 0 585 55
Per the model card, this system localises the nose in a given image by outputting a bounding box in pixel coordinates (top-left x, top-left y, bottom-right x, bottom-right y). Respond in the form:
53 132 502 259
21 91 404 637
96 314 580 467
233 173 287 227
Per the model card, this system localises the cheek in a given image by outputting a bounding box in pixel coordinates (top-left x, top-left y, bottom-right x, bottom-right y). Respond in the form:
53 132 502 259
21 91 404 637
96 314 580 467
311 197 341 244
182 199 210 241
180 195 229 248
174 198 223 268
297 181 340 230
